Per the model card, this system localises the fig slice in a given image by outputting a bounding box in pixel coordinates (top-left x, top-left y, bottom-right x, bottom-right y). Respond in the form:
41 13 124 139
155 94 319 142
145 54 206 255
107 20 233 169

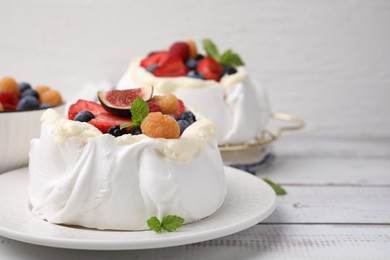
97 86 153 117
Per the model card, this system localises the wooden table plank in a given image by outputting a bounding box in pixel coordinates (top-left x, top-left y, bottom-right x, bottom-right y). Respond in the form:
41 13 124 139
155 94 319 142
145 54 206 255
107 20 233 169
256 157 390 186
1 225 389 260
264 186 390 224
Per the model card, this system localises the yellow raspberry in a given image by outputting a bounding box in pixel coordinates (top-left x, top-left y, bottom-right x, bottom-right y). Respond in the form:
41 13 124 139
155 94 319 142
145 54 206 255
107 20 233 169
152 93 178 115
0 76 19 95
141 112 180 139
40 89 62 106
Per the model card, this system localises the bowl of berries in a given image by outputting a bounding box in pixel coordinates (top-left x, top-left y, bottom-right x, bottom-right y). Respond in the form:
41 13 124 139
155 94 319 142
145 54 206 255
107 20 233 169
0 76 64 173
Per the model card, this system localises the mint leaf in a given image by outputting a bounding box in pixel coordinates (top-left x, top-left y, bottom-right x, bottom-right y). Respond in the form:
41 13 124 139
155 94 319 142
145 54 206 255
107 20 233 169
120 97 149 130
263 178 287 195
220 49 245 67
147 216 162 233
162 215 185 232
202 38 220 61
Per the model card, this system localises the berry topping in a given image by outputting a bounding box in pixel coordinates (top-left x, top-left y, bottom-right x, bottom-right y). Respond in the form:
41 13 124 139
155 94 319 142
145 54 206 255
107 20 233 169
17 96 39 110
40 89 62 107
0 76 19 95
89 112 131 134
153 56 189 77
21 88 39 99
74 110 95 122
140 51 170 69
129 127 142 135
35 85 50 96
148 101 162 113
185 59 198 70
0 91 19 111
177 119 190 135
180 110 196 125
68 99 107 120
187 39 198 58
97 87 153 117
141 112 180 139
177 99 185 117
169 42 190 61
224 66 238 75
152 93 179 116
146 64 159 73
187 70 205 80
196 57 224 81
18 82 32 93
107 125 127 137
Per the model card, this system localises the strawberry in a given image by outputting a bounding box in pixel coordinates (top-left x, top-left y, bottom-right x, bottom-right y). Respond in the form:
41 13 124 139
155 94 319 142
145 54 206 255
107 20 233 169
153 56 189 77
140 51 170 69
196 57 224 81
0 91 19 111
148 101 162 113
68 99 106 120
89 112 131 134
169 42 190 61
177 99 185 117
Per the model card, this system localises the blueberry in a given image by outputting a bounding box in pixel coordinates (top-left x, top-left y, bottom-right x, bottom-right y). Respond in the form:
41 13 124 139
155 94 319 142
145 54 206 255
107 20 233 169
40 103 50 109
187 70 205 80
185 59 198 70
177 119 190 135
224 66 237 75
107 125 127 137
18 82 32 93
21 88 39 99
129 127 142 135
195 54 204 61
17 96 39 110
180 111 196 124
147 65 159 73
74 110 95 122
168 114 178 120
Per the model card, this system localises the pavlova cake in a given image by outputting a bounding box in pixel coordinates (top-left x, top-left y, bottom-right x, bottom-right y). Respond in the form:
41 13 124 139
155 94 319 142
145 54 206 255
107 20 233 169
28 87 226 231
117 39 271 146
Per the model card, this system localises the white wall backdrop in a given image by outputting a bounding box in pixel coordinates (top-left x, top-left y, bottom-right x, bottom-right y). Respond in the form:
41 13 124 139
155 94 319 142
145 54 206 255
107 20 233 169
0 0 389 138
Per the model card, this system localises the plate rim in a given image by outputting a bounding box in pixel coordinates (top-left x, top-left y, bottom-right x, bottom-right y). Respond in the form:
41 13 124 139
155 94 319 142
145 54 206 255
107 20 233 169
0 166 277 250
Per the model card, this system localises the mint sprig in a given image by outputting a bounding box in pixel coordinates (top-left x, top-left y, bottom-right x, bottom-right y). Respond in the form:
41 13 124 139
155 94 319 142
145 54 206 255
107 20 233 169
120 97 149 130
263 178 287 195
147 215 185 233
202 38 245 67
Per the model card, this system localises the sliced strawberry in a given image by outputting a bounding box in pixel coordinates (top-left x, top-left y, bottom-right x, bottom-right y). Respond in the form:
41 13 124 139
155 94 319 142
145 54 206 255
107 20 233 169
169 42 190 61
148 101 162 113
89 112 132 133
153 56 189 77
177 99 185 117
140 51 170 69
196 57 224 81
0 91 19 111
68 99 106 120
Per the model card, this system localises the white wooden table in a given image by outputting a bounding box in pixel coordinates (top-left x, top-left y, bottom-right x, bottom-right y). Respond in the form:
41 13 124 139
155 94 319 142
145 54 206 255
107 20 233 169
1 137 389 259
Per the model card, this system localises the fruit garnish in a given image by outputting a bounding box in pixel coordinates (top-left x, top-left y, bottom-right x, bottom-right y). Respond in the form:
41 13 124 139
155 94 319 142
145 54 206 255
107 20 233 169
107 125 127 137
140 51 170 69
177 99 185 117
177 119 190 135
0 91 19 111
120 97 149 130
147 101 162 113
18 82 32 93
40 89 62 107
68 99 106 120
17 96 39 110
97 86 153 117
141 112 180 139
202 38 244 67
169 42 190 61
187 39 198 58
74 110 95 122
147 215 185 234
89 112 132 134
196 57 224 81
153 56 189 77
151 93 179 115
0 76 19 95
180 111 196 124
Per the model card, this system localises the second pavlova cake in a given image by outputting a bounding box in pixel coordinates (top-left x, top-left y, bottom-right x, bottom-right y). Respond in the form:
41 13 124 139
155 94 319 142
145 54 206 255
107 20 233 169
28 87 226 231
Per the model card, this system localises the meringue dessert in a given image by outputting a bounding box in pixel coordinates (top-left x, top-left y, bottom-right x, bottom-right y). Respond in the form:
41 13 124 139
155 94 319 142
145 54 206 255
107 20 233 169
117 39 271 145
28 88 227 230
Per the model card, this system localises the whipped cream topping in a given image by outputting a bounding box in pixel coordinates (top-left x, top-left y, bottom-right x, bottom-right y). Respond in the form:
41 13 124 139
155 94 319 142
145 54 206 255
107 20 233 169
29 109 226 230
117 58 271 145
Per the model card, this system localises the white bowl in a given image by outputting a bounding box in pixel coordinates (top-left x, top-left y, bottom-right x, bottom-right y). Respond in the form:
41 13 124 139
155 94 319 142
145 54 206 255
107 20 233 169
0 104 65 173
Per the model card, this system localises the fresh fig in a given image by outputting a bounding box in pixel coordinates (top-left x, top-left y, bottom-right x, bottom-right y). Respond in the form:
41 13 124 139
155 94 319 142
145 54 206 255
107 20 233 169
97 86 153 117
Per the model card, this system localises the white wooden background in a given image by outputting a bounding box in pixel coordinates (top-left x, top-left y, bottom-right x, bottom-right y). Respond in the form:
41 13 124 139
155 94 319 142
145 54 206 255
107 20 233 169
0 0 389 138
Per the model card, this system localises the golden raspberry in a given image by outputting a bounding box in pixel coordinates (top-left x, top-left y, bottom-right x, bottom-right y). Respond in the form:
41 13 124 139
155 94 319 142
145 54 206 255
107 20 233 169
40 89 62 106
187 39 198 58
35 85 51 95
141 112 180 139
0 76 19 95
152 93 178 115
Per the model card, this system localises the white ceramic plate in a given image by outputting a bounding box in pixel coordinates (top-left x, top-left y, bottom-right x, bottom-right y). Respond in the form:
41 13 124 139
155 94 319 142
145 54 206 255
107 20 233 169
0 166 276 250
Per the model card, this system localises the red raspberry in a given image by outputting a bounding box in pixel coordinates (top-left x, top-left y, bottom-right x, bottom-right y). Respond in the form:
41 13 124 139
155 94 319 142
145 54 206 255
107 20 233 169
148 101 162 113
